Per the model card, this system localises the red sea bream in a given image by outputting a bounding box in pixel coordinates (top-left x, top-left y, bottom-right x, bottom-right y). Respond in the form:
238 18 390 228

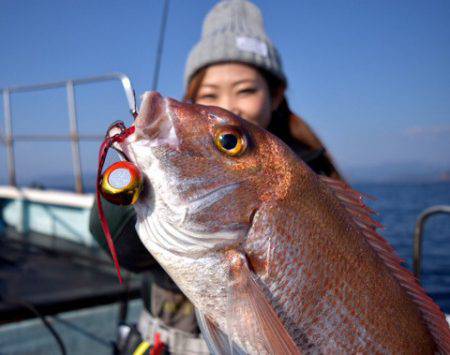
110 91 450 354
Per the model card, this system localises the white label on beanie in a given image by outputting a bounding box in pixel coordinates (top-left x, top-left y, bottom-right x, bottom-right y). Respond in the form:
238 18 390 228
236 36 268 57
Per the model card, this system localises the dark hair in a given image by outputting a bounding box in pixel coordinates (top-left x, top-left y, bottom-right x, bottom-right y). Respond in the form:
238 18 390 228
183 63 342 180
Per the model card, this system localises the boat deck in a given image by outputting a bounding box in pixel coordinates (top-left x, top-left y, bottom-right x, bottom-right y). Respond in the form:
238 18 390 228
0 228 140 324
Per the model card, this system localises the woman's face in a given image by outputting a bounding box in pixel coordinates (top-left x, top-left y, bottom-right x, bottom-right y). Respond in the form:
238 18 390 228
195 63 277 128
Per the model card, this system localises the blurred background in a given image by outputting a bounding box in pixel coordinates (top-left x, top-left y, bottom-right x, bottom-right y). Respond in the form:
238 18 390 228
0 1 449 353
1 0 449 186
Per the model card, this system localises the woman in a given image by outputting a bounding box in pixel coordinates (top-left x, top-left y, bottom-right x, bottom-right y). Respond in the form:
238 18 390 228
184 63 341 179
90 0 341 353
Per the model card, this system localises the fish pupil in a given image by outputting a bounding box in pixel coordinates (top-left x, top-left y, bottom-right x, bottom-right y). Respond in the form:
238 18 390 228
220 134 238 150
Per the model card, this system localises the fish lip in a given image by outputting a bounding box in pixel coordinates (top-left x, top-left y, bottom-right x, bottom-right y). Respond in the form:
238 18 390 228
111 145 131 162
135 92 166 137
133 92 180 149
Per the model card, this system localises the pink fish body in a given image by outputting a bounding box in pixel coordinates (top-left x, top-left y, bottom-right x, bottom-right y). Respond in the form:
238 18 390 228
112 92 450 354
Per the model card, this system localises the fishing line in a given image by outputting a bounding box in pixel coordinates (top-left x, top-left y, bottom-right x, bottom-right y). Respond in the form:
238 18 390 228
97 122 137 283
1 297 67 355
151 0 170 91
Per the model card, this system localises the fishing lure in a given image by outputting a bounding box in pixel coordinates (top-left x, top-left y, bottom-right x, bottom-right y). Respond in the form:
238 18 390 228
96 120 141 283
101 161 142 205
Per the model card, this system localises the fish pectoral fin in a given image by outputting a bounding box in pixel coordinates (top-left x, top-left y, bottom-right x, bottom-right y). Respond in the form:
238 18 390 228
226 251 301 355
195 309 245 355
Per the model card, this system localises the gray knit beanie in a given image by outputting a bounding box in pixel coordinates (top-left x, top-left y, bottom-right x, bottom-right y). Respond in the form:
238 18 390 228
184 0 286 88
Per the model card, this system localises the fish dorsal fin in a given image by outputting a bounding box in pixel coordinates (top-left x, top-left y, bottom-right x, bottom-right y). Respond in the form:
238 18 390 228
225 250 301 354
320 176 450 353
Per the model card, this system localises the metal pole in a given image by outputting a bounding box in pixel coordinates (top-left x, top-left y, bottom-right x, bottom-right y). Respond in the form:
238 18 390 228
413 205 450 280
1 73 136 117
152 0 170 91
0 74 135 190
3 89 16 186
118 74 137 117
66 81 84 193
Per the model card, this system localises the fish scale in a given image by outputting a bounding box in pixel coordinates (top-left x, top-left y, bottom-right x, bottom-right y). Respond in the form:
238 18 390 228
246 178 436 352
109 92 450 354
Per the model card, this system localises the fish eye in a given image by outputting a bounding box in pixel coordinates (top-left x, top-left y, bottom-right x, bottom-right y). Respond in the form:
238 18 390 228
214 127 247 156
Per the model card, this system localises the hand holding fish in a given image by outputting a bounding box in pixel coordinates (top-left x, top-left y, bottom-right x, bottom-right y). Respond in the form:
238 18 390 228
99 92 450 354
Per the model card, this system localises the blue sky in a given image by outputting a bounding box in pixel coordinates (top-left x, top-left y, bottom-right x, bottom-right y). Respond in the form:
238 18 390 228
1 0 449 186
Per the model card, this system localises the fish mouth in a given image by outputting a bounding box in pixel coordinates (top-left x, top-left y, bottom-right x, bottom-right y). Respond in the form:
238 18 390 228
135 92 165 131
134 92 178 147
105 91 175 161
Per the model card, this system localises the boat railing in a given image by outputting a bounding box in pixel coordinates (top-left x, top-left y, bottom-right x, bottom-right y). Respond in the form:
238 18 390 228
413 205 450 280
0 73 137 193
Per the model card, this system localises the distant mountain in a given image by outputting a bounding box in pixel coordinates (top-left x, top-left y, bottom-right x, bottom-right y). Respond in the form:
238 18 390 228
4 161 450 191
342 161 450 184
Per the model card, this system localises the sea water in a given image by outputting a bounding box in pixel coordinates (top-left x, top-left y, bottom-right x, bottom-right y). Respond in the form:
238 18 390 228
67 181 450 313
355 182 450 313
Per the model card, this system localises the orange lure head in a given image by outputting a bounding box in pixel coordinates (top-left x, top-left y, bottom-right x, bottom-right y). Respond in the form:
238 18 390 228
96 122 138 283
100 161 143 205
